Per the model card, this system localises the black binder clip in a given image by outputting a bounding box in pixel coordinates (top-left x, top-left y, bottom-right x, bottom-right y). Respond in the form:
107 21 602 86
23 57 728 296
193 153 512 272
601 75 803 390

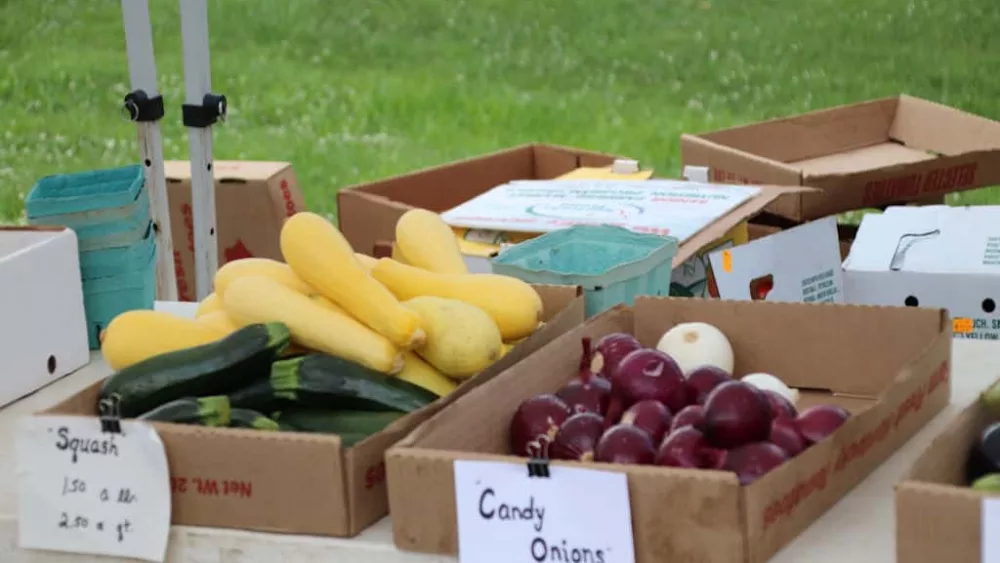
527 457 550 478
182 93 227 128
99 396 123 435
122 89 165 123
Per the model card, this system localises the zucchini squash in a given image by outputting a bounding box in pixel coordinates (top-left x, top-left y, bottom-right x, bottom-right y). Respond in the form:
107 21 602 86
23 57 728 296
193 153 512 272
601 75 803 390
370 258 543 341
270 353 438 413
99 322 290 417
229 408 280 430
279 212 425 349
394 208 467 274
275 408 406 446
138 396 231 426
403 296 502 379
214 257 314 297
223 275 404 374
101 310 229 371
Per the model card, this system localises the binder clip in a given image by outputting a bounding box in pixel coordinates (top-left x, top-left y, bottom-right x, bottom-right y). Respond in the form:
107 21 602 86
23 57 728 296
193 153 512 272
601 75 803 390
527 457 550 478
98 395 123 435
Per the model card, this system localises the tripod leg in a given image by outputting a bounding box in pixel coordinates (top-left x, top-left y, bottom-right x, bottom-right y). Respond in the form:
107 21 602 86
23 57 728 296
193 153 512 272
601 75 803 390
179 0 223 301
121 0 179 301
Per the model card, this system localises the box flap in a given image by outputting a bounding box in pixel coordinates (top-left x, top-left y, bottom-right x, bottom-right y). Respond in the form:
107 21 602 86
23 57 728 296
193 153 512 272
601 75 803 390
673 184 813 266
708 217 844 303
164 160 290 182
0 226 74 261
845 206 1000 274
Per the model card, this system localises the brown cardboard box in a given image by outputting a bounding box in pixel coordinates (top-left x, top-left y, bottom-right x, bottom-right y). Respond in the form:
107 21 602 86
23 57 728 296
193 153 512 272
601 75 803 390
337 144 619 257
337 143 811 267
164 161 305 301
386 297 952 563
43 284 585 537
681 95 1000 221
896 382 997 563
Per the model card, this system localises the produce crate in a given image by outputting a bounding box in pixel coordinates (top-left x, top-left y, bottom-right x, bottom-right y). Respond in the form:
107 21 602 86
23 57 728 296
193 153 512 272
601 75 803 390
78 221 156 279
896 378 1000 563
492 225 679 318
386 297 951 563
81 244 157 348
42 285 586 537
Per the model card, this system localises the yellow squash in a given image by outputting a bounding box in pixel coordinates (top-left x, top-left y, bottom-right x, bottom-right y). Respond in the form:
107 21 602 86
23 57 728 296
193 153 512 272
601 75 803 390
354 253 379 272
214 257 314 297
196 310 240 337
101 310 227 371
371 259 542 341
390 243 410 265
403 296 503 379
280 212 425 349
196 292 222 317
223 275 404 374
394 209 467 274
397 352 459 396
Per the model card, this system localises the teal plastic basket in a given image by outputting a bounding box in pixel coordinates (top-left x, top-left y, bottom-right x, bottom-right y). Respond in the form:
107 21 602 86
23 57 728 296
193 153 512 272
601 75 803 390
491 225 679 318
26 164 145 218
81 249 157 349
78 221 156 279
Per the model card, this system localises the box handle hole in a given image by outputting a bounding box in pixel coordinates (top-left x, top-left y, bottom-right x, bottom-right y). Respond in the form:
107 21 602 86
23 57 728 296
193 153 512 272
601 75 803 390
749 274 774 301
904 295 919 307
984 298 996 313
47 355 57 375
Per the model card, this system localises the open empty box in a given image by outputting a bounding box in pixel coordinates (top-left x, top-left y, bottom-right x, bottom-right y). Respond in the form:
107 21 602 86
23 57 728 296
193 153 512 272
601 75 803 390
681 95 1000 221
387 297 951 562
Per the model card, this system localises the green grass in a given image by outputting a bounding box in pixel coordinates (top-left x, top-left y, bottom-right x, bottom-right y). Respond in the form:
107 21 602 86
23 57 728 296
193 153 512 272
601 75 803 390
2 0 999 222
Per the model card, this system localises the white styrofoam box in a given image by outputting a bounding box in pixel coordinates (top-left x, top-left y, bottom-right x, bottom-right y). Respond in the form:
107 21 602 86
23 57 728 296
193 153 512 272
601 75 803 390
0 227 89 407
843 205 1000 340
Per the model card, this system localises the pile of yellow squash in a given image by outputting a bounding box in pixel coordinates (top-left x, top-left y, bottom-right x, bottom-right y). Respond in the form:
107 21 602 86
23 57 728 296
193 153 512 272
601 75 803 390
100 209 544 398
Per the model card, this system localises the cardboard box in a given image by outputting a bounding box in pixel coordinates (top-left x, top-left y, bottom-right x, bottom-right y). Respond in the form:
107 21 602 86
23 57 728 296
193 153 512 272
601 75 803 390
843 205 1000 340
749 222 855 261
338 144 810 274
896 382 995 563
386 297 951 563
0 227 90 408
710 217 845 303
164 161 305 301
681 95 1000 221
42 285 584 537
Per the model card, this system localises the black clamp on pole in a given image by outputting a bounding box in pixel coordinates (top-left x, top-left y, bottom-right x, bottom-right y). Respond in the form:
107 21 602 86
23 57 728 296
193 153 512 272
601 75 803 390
98 396 123 435
527 457 551 478
182 93 227 127
122 89 165 123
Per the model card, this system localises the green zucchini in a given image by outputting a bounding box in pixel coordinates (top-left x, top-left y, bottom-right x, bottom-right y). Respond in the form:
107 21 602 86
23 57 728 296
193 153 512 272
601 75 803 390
138 396 231 426
275 408 406 446
229 408 280 431
270 354 437 413
228 378 286 411
100 322 291 417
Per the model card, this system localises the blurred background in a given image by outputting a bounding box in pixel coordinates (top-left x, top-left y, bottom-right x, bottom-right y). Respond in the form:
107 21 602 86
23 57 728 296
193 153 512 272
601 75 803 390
1 0 998 221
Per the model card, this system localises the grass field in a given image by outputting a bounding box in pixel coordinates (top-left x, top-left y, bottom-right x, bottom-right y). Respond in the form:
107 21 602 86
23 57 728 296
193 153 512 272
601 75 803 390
1 0 998 221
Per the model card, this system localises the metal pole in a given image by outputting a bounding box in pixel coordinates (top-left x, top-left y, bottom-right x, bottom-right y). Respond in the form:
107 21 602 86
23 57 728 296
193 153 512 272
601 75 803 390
120 0 179 301
178 0 223 300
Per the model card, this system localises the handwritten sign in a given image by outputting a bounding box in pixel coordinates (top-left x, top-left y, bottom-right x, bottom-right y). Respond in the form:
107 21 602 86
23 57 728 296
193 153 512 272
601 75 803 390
454 460 635 563
16 416 171 562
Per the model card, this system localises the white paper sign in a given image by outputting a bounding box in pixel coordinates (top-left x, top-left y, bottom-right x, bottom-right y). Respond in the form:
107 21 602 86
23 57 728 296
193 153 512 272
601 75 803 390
454 460 635 563
983 498 1000 561
16 416 172 562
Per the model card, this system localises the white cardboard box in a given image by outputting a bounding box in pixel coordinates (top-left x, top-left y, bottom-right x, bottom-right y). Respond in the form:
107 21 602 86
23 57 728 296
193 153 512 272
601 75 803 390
0 227 89 407
708 216 845 304
843 205 1000 340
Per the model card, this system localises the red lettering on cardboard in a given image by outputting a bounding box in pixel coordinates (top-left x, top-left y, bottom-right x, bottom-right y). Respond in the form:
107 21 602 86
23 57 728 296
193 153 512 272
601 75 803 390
280 179 297 217
171 477 253 499
223 239 254 263
181 203 195 252
762 365 944 531
365 462 386 490
862 163 978 205
172 250 192 301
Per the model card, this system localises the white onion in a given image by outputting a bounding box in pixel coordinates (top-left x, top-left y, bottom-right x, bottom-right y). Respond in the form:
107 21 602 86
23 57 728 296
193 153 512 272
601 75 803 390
742 372 800 404
655 322 734 375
